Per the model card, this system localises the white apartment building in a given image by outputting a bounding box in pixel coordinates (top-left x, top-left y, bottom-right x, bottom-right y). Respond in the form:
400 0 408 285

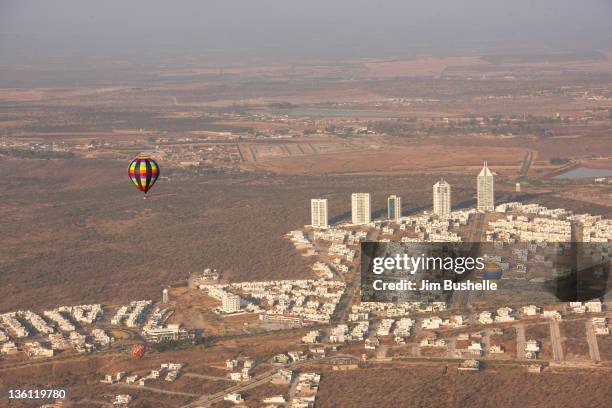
387 195 402 222
351 193 371 225
310 199 329 228
477 161 495 211
433 179 451 216
222 293 241 314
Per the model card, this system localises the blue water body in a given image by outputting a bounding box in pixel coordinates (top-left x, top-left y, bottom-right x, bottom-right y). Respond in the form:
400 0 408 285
553 167 612 180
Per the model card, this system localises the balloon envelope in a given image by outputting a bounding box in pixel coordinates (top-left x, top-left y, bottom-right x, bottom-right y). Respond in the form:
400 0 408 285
128 156 159 194
131 343 146 359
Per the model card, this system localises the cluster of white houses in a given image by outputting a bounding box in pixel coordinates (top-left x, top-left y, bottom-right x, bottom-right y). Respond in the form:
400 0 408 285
476 300 605 326
397 211 469 242
327 299 609 359
0 306 113 358
488 215 571 242
574 215 612 242
310 162 496 228
0 304 114 357
202 284 243 314
222 369 320 407
1 312 38 338
489 202 612 243
330 315 417 345
293 372 321 407
226 357 255 382
199 279 346 325
0 299 194 359
593 317 609 335
351 301 447 317
1 305 102 339
111 299 194 343
111 300 152 327
101 363 184 386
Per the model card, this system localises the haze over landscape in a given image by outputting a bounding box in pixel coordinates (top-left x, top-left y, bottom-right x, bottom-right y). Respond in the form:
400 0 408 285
1 1 611 407
2 0 612 69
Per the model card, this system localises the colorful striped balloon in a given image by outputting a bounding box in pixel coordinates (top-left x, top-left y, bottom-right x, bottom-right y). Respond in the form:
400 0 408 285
128 156 160 194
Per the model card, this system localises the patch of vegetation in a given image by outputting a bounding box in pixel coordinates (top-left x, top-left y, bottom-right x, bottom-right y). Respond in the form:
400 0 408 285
549 157 570 165
0 148 76 159
150 336 206 353
268 101 298 109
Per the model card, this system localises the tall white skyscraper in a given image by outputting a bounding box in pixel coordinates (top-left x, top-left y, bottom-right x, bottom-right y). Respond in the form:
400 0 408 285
310 199 329 228
351 193 371 225
433 179 451 216
477 161 495 211
387 195 401 222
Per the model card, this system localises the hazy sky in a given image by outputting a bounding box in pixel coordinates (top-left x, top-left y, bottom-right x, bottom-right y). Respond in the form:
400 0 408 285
1 0 611 65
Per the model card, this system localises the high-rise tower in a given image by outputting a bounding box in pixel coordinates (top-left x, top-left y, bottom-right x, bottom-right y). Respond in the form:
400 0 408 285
387 195 402 222
351 193 371 225
433 179 451 216
477 161 495 211
310 199 329 228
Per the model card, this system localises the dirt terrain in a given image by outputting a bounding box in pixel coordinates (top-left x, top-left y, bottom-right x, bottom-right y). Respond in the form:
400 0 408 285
1 149 610 313
1 49 610 332
1 155 492 311
0 329 305 407
1 6 612 406
316 364 612 408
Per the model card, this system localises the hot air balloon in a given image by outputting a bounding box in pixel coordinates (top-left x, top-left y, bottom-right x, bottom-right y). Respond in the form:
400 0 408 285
128 156 159 197
131 343 146 359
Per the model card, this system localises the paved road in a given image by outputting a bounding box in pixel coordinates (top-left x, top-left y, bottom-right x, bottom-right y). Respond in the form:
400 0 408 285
483 329 491 358
183 372 227 381
519 150 535 178
413 342 421 357
549 320 564 362
376 344 389 360
160 312 612 408
287 371 300 405
585 319 601 363
516 324 526 360
112 383 199 398
330 271 358 326
182 355 360 407
447 337 457 358
182 368 279 407
450 213 485 310
74 398 114 407
466 212 485 242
